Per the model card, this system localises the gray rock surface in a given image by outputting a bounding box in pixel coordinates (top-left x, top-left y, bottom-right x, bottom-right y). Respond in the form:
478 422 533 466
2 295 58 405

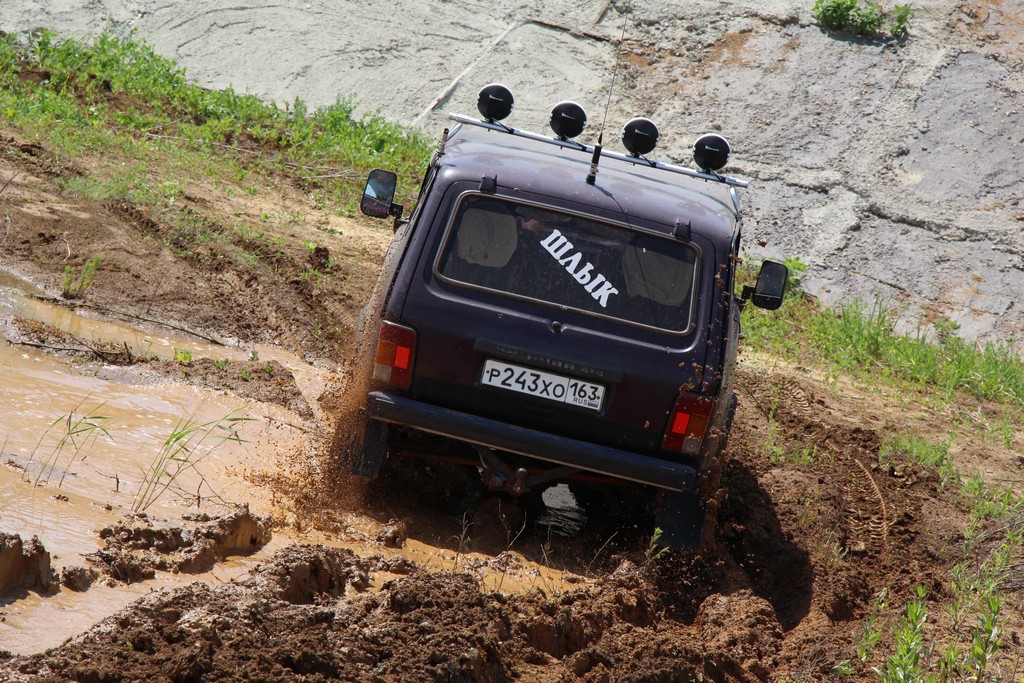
2 0 1022 348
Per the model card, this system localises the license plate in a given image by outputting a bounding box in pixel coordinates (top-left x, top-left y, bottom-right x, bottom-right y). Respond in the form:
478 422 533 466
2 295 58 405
480 359 605 411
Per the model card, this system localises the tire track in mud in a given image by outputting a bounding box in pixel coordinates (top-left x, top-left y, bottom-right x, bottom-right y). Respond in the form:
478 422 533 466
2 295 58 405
739 367 895 558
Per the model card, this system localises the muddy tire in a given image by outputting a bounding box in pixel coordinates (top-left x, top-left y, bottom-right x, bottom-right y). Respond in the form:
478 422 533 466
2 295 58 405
331 411 388 479
654 491 703 551
569 483 657 540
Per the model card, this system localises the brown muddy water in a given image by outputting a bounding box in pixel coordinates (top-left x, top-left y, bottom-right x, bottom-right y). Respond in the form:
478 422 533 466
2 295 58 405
0 272 311 652
0 271 584 655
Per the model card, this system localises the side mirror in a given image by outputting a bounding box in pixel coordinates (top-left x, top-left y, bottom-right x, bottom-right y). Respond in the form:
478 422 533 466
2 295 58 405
361 169 398 219
743 260 788 310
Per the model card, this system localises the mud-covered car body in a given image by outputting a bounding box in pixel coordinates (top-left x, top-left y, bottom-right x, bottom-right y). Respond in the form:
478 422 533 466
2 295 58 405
343 99 784 546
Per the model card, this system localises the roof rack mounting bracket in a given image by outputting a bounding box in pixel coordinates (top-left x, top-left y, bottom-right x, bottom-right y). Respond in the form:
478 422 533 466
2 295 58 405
673 220 692 240
480 175 497 193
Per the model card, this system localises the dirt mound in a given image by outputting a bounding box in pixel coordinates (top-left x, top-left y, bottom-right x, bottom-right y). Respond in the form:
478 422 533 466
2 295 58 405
242 544 372 602
0 133 376 367
697 590 783 679
5 544 766 682
85 506 273 582
145 357 313 418
0 533 54 597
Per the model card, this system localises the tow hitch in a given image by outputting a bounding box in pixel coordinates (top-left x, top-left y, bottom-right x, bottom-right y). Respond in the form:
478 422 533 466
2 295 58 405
475 447 578 495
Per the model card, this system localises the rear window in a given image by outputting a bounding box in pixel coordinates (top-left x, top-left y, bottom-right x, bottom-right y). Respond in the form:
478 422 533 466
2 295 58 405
435 195 698 333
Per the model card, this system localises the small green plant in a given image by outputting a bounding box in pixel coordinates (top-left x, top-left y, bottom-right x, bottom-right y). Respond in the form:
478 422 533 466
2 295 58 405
949 560 978 631
968 594 1001 681
986 413 1016 449
874 585 929 682
27 400 113 488
62 253 101 299
262 362 275 375
238 369 252 381
214 358 229 371
833 660 854 676
249 348 259 362
857 588 889 663
133 410 252 511
643 527 671 569
812 0 911 38
173 348 192 365
886 4 912 36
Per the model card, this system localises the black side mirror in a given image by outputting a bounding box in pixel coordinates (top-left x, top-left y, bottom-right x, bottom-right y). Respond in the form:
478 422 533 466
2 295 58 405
361 169 398 219
743 260 788 310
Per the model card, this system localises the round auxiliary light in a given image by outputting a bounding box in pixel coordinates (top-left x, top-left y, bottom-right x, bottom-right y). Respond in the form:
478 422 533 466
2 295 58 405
621 117 660 157
549 101 588 140
477 83 515 123
693 134 731 172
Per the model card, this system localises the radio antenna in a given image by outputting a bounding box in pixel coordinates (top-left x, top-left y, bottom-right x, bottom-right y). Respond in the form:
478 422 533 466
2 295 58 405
587 6 629 186
600 9 628 136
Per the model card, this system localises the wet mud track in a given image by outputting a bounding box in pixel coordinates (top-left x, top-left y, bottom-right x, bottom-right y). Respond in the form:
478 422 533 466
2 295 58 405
0 325 1000 680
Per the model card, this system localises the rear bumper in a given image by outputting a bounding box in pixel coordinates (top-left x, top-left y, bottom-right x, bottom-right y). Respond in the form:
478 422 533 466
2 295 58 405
366 391 697 493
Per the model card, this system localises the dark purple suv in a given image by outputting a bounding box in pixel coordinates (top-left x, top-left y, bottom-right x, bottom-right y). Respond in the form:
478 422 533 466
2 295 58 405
341 86 786 548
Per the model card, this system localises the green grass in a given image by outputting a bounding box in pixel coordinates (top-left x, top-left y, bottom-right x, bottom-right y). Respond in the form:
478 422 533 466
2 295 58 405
0 30 430 214
740 260 1024 413
880 433 952 468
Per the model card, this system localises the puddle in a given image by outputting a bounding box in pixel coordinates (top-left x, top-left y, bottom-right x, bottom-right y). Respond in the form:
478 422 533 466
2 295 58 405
0 270 589 655
0 272 327 653
0 270 332 422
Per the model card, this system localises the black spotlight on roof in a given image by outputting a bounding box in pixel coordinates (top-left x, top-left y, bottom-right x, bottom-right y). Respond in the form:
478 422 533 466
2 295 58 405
693 134 731 172
549 101 587 141
477 83 515 123
621 117 660 157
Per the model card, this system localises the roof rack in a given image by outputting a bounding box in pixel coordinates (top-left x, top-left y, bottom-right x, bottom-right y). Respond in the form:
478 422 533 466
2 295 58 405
447 113 749 191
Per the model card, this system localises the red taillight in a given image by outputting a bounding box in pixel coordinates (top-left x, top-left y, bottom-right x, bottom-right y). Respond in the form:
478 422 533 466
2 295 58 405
373 321 416 388
662 395 714 454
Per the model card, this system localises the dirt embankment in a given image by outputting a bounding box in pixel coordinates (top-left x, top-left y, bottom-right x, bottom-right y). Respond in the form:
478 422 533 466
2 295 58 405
2 0 1023 347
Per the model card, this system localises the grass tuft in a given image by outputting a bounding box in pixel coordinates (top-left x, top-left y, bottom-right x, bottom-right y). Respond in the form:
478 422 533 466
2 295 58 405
133 410 252 512
26 399 113 488
62 253 101 299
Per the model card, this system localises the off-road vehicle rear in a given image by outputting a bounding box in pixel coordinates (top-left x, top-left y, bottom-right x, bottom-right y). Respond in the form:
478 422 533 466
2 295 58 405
339 85 786 548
